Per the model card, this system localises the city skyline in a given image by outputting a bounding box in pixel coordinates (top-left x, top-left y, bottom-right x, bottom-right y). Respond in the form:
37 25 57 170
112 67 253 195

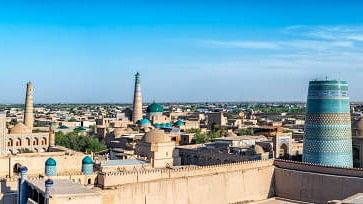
1 1 363 103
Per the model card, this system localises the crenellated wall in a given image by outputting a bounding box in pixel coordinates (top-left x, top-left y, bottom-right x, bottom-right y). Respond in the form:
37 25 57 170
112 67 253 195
6 158 363 204
98 159 274 188
97 160 275 204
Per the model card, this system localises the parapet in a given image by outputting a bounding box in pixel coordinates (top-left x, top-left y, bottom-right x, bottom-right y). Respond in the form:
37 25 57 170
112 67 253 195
274 159 363 178
98 159 274 188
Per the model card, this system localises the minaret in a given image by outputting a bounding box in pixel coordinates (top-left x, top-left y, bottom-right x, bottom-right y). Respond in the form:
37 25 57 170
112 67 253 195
23 82 33 131
303 80 353 167
132 72 143 123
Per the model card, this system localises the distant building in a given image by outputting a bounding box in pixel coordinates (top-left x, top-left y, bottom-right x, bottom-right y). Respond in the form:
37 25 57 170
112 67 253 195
136 129 180 168
206 112 227 130
0 83 52 155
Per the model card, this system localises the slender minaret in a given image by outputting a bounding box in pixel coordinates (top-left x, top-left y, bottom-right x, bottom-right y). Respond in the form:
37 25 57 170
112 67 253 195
132 72 143 123
23 82 33 131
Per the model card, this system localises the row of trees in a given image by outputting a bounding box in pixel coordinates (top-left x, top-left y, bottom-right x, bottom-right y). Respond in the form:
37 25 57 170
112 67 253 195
55 131 106 153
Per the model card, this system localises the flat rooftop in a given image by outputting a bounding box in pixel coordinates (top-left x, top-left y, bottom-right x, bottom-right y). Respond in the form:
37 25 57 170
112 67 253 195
100 159 148 167
27 179 99 197
214 135 267 141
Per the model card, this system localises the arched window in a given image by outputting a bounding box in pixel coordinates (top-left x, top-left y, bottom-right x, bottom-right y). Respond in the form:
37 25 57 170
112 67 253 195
16 138 22 146
33 138 39 146
279 143 288 159
7 139 13 147
26 138 31 146
41 137 47 145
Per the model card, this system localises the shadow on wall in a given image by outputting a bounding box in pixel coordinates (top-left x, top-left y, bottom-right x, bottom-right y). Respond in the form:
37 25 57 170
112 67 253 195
1 181 17 204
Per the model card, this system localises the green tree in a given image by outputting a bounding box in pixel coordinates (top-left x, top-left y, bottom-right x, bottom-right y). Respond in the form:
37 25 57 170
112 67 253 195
55 131 106 153
238 128 254 136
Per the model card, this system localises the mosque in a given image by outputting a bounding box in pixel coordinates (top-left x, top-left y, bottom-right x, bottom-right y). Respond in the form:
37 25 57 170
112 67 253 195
131 73 175 129
0 82 54 155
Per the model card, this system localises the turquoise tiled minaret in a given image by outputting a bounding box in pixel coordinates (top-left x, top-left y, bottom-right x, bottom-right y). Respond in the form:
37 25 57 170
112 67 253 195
303 80 353 167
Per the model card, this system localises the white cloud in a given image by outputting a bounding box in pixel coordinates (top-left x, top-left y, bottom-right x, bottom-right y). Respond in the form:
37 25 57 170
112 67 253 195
285 25 363 42
201 40 280 49
200 39 353 51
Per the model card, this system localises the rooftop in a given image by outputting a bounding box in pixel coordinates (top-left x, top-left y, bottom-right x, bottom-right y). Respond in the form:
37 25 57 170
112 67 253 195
27 179 99 197
100 159 147 167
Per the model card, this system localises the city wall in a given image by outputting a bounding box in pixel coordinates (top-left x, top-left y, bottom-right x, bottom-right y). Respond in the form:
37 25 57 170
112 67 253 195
98 160 275 204
274 159 363 203
0 151 85 178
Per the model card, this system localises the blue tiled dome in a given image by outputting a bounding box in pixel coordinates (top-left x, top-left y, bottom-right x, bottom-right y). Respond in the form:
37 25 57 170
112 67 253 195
82 156 93 165
147 103 164 113
45 158 56 166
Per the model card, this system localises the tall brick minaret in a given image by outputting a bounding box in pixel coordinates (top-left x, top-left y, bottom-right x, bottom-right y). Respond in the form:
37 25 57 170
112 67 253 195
132 72 143 123
24 82 33 131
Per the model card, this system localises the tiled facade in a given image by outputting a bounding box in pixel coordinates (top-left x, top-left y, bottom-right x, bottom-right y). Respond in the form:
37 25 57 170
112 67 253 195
303 80 353 167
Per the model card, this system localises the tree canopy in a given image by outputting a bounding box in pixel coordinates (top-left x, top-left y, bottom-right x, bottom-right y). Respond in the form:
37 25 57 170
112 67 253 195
55 131 106 153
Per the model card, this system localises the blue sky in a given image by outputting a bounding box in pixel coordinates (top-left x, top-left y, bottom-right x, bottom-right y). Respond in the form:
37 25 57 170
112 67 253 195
1 1 363 103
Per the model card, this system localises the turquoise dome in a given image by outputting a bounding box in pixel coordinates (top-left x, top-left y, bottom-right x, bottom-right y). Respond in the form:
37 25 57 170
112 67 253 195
82 156 93 165
138 118 151 126
164 123 172 128
74 127 87 132
175 120 185 126
147 103 164 113
45 157 56 166
154 123 162 128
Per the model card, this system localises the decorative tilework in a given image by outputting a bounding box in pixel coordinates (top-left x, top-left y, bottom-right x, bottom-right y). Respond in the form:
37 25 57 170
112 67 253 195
45 166 57 176
303 80 353 167
82 164 93 175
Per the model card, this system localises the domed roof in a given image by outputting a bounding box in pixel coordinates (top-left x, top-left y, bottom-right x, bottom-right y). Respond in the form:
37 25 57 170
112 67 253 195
74 127 87 132
142 129 171 143
82 156 93 165
174 120 185 126
10 123 31 134
59 125 69 129
147 103 164 113
138 118 151 126
45 157 57 166
353 117 363 130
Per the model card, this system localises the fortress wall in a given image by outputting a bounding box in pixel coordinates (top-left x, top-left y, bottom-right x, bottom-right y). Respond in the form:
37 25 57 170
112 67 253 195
274 160 363 203
98 163 275 204
99 159 274 188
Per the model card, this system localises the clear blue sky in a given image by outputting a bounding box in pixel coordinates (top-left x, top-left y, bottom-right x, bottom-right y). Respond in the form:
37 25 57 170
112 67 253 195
1 0 363 103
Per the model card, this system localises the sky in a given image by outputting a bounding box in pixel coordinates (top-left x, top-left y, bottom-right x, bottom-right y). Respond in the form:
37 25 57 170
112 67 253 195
1 0 363 103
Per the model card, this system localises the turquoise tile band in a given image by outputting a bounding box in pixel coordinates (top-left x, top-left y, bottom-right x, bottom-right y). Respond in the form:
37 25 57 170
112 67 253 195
303 80 353 167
